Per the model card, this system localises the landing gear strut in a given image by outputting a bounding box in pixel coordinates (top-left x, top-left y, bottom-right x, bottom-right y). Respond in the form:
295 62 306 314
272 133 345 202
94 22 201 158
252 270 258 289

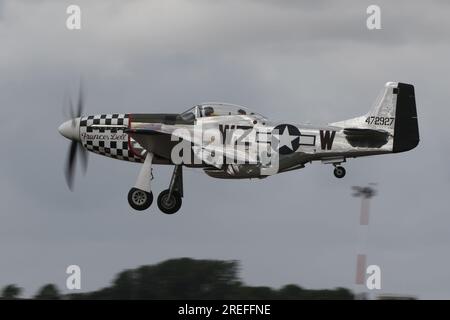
157 165 183 215
333 165 346 179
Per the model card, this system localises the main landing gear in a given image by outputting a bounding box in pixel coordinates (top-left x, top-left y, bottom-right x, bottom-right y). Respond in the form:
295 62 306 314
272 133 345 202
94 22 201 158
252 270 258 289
127 152 183 214
128 152 154 211
128 188 153 211
157 165 183 215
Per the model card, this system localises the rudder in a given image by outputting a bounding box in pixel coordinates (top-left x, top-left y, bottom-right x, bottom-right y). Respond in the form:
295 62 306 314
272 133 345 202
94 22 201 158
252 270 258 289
392 83 419 153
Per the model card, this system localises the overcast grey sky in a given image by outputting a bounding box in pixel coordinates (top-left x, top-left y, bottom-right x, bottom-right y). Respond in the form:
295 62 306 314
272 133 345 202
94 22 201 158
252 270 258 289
0 0 449 299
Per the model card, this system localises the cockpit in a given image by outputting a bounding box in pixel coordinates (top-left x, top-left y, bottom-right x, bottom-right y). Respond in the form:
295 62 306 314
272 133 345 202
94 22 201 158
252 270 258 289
180 103 265 121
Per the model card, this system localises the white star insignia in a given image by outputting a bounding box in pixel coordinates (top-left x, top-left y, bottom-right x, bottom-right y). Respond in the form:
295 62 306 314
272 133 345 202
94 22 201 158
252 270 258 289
274 127 298 151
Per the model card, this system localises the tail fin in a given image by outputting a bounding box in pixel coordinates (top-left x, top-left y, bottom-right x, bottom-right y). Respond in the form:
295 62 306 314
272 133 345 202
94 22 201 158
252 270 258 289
331 82 419 152
365 81 398 134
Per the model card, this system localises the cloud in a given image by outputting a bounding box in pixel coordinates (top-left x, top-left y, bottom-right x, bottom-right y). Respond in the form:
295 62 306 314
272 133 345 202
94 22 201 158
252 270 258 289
0 0 449 298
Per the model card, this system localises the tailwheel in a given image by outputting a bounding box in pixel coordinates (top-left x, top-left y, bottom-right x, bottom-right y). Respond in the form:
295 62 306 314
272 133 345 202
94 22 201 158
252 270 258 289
128 188 153 211
333 166 346 179
157 189 182 215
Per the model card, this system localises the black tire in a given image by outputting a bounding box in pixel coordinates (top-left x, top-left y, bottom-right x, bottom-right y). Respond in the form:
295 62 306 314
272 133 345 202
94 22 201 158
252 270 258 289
128 188 153 211
157 189 182 214
333 166 346 179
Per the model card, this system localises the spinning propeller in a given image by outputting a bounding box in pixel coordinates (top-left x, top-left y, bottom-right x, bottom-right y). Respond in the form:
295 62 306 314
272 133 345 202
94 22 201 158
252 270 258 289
58 85 88 190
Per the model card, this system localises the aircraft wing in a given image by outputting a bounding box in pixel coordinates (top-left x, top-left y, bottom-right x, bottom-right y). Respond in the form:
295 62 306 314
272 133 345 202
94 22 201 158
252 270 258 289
126 124 258 168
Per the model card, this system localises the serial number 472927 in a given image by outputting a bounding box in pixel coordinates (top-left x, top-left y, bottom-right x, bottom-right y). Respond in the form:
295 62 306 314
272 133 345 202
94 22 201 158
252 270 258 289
365 116 394 126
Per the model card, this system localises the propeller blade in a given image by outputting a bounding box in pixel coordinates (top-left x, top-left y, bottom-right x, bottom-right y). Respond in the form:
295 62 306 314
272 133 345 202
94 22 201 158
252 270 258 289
69 98 77 127
77 82 84 117
62 80 87 190
78 143 88 175
65 141 78 191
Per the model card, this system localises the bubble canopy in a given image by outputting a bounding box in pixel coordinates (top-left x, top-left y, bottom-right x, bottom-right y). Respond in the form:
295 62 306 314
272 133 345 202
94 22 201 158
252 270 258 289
181 103 266 121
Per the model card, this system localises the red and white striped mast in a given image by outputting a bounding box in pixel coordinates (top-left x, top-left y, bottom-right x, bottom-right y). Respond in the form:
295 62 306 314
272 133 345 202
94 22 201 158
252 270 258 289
352 183 377 299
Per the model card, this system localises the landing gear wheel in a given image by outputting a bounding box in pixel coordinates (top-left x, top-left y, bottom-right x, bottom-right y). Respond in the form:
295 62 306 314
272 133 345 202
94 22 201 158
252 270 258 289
128 188 153 211
157 189 182 215
333 166 346 179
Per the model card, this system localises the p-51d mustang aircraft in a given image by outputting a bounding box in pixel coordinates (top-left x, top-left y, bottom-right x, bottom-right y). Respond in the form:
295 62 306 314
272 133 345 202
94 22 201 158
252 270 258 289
58 82 419 214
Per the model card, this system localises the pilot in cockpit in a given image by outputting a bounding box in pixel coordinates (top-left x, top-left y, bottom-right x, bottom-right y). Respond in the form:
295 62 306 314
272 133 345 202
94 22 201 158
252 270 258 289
203 106 214 117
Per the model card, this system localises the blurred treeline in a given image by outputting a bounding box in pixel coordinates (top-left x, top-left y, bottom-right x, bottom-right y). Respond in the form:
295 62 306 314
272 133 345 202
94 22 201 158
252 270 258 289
0 258 354 300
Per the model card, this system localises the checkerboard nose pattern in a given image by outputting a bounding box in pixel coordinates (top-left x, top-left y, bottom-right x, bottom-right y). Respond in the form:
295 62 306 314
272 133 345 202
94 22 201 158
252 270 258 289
79 114 144 162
